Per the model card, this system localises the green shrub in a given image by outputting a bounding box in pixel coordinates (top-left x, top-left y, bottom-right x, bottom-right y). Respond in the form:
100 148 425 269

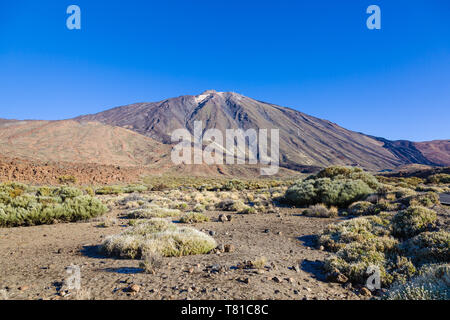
239 206 257 214
216 200 247 212
402 192 440 208
384 263 450 300
347 201 373 216
54 186 83 200
399 231 450 265
318 214 392 252
0 193 107 227
221 179 246 191
58 175 77 184
285 177 374 207
427 174 450 185
392 187 417 199
193 203 206 212
317 166 380 189
180 212 210 224
126 206 181 219
101 218 216 258
303 204 338 218
95 186 124 195
392 206 437 239
123 184 148 193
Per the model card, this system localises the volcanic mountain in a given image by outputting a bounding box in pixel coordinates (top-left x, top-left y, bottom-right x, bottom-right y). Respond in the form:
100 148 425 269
75 90 449 171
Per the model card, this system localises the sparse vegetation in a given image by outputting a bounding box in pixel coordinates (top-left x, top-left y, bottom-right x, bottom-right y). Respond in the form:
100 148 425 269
302 204 338 218
180 212 210 224
101 218 217 258
347 201 373 216
314 167 449 295
0 183 107 227
126 206 181 219
392 206 437 239
426 174 450 185
384 263 450 300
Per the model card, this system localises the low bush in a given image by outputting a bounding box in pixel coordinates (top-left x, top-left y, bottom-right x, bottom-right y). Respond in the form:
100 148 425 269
216 200 247 212
392 206 437 239
58 175 77 184
0 191 107 227
384 263 450 300
317 166 380 189
123 184 148 193
399 231 450 265
239 206 257 214
427 174 450 185
303 204 338 218
95 186 124 195
347 201 373 216
318 214 393 252
284 177 374 208
179 212 210 224
402 192 440 208
101 218 217 258
126 206 181 219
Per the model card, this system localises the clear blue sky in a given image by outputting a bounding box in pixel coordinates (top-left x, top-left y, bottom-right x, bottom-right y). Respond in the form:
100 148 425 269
0 0 449 141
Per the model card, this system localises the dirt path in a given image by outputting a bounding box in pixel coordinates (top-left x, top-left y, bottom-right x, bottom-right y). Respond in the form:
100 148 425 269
0 207 360 300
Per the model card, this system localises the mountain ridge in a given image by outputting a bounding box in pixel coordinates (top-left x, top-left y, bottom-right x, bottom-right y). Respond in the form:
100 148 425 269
0 91 448 172
75 90 449 170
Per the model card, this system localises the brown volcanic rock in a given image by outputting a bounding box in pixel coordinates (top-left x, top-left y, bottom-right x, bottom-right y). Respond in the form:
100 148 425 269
414 140 450 166
76 90 408 170
0 120 172 167
0 155 147 185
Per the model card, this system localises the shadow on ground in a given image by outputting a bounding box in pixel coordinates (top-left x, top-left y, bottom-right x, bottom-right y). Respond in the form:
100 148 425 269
300 259 327 282
81 245 107 259
297 234 317 248
103 267 143 274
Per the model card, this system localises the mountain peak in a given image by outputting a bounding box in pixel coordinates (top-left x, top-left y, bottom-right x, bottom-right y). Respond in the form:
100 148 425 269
200 90 218 95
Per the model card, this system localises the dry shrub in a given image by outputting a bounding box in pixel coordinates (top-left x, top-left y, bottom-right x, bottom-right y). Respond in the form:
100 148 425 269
101 218 216 258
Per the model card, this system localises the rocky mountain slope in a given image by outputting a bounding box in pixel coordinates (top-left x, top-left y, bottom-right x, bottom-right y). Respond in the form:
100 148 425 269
0 91 447 173
76 90 448 170
0 120 171 167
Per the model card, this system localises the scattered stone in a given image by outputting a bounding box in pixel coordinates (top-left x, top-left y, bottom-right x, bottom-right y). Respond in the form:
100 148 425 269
18 286 29 291
209 230 216 236
224 244 235 253
226 215 233 221
264 229 270 233
216 244 225 253
237 277 250 284
359 287 372 297
319 245 325 251
272 277 282 283
218 214 228 222
287 278 295 284
327 271 348 284
127 284 140 293
277 231 282 236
